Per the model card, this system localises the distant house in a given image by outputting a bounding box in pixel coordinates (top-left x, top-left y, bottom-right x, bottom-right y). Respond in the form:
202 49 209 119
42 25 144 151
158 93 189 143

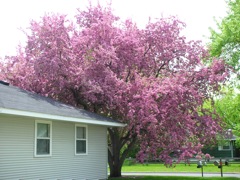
0 81 124 180
202 129 239 159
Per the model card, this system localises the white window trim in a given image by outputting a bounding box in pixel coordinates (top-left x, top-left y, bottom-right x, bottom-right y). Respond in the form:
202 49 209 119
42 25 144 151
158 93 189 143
218 141 231 151
34 120 52 157
75 124 88 155
218 145 223 151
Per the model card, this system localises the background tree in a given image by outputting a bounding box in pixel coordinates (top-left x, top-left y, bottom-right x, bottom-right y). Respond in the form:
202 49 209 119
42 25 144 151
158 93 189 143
206 88 240 147
0 4 230 177
209 0 240 77
208 0 240 149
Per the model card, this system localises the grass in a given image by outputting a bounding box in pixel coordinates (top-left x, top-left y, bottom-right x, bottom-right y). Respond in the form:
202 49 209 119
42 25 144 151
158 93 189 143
108 176 239 180
108 160 240 180
120 161 240 173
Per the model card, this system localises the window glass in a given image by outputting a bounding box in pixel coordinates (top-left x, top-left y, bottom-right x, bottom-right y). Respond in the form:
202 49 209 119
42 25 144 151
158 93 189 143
77 127 86 139
223 143 230 150
76 140 86 153
37 139 50 154
37 123 50 137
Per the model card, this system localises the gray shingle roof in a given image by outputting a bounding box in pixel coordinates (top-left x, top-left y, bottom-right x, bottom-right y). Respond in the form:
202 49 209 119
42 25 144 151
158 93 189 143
0 83 124 127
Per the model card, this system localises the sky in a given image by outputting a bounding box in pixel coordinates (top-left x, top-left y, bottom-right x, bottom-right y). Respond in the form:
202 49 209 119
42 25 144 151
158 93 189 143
0 0 228 58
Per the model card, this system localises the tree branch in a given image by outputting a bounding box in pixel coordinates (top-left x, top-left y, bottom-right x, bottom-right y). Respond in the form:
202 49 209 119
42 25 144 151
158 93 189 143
143 44 151 57
155 62 166 78
70 88 89 110
125 69 131 82
119 134 137 167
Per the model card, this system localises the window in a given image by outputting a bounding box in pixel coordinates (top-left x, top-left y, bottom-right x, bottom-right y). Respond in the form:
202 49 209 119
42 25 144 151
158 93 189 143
75 124 88 155
218 141 231 151
35 120 52 156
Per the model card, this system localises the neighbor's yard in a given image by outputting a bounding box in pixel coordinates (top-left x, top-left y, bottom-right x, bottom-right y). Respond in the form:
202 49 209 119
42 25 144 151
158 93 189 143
108 161 240 180
120 161 240 173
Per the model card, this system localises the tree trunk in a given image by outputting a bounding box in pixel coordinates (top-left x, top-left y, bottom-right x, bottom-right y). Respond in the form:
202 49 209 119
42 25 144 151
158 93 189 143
109 157 122 177
108 127 137 177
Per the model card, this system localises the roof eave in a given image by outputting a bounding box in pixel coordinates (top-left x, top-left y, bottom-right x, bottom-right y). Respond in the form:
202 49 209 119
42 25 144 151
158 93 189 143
0 107 126 127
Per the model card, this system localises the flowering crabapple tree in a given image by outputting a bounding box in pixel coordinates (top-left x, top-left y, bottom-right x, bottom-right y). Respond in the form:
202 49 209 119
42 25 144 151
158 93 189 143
0 4 229 177
195 152 212 161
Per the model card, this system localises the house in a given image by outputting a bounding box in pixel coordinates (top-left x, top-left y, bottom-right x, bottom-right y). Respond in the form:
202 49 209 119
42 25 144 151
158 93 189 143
202 129 239 159
0 81 124 180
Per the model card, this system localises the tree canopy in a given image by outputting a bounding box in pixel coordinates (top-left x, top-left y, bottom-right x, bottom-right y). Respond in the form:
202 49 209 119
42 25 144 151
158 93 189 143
0 4 230 177
208 0 240 148
209 0 240 77
207 88 240 147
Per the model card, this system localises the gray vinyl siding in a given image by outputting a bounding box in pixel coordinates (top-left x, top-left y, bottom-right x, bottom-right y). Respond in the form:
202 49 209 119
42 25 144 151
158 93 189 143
0 115 108 180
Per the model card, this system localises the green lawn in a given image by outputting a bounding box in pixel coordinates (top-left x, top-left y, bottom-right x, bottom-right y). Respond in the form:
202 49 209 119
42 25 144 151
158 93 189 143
108 176 239 180
108 162 240 180
120 162 240 173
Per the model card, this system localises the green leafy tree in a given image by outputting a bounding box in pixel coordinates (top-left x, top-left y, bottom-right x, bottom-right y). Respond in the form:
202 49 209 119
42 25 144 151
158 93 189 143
206 88 240 147
209 0 240 77
216 89 240 147
208 0 240 148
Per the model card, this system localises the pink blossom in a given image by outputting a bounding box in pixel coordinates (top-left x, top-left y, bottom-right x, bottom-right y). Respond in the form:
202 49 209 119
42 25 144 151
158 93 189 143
196 155 202 160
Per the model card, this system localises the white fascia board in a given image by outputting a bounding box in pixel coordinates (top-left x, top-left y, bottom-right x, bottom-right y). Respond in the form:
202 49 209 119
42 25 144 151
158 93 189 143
0 108 126 127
